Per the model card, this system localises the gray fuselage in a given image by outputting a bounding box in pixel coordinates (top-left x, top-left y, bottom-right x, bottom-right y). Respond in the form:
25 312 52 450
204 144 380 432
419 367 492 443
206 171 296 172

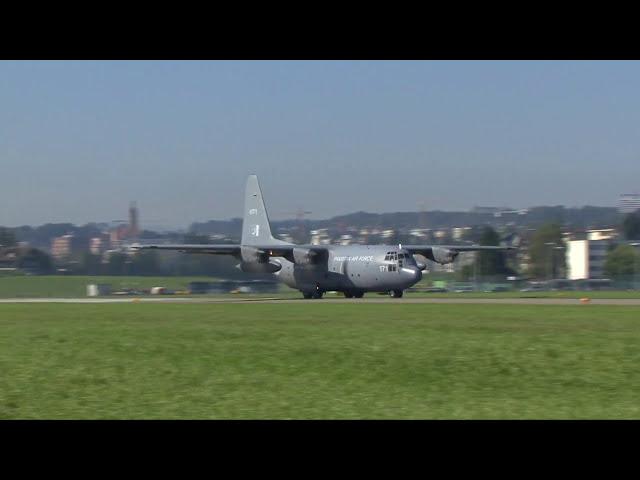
272 245 422 294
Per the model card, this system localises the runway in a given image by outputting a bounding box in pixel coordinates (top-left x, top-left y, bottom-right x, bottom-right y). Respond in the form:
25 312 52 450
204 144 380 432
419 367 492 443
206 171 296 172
2 296 640 305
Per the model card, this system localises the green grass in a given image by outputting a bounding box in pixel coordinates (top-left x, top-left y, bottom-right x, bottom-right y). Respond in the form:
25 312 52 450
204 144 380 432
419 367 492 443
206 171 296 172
2 274 640 299
0 275 243 298
1 303 640 419
407 290 640 299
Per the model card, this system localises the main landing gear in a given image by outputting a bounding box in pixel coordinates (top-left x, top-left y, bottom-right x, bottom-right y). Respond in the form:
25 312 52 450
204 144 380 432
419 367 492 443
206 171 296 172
343 291 364 298
389 290 404 298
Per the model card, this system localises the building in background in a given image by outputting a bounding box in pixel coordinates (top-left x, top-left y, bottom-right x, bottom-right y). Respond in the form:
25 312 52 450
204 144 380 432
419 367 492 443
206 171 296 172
109 226 128 249
618 194 640 214
586 229 617 241
108 201 140 248
566 239 611 280
452 227 471 241
51 234 75 261
310 229 331 245
89 236 108 255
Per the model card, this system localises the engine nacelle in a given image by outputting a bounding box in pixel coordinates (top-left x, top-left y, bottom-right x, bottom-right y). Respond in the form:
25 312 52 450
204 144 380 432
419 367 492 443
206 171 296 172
289 247 327 266
429 247 459 265
292 247 314 265
241 246 268 263
239 260 282 274
238 246 281 273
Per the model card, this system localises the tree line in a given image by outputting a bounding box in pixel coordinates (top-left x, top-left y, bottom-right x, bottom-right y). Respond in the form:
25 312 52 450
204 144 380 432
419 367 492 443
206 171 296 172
3 212 640 279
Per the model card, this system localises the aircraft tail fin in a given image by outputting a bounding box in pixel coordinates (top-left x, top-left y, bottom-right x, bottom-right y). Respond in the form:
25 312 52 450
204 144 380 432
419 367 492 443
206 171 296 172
241 175 288 246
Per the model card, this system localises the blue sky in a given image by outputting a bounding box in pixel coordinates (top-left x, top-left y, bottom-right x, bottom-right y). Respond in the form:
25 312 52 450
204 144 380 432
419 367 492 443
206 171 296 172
1 60 639 228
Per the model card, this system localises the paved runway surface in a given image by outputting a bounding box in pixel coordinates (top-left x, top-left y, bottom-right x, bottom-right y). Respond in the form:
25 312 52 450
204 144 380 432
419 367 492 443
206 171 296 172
2 297 640 305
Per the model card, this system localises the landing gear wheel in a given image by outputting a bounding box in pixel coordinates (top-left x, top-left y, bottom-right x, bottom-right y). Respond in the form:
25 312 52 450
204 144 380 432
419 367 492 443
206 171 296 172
343 292 354 298
302 292 313 299
312 291 324 299
354 292 364 298
389 290 403 298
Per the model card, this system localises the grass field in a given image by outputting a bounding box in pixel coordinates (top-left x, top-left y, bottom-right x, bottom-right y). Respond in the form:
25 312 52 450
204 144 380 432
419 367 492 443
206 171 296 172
409 290 640 299
0 275 232 298
2 274 640 299
1 303 640 419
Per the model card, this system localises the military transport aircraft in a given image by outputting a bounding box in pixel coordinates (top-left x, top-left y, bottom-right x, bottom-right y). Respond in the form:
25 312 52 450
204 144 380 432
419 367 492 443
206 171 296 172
134 175 515 299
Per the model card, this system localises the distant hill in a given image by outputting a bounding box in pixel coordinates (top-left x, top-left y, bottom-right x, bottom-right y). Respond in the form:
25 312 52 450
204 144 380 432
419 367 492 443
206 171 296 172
189 206 622 236
2 206 622 248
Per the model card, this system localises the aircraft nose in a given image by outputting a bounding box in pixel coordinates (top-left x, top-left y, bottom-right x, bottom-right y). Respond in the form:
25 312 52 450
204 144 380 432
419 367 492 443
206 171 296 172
401 266 422 284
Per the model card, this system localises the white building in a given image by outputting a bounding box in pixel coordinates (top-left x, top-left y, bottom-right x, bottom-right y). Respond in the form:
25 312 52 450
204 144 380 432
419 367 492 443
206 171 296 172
338 234 352 246
51 234 75 260
310 229 331 245
566 239 611 280
89 237 108 255
452 227 471 241
586 229 617 241
618 194 640 214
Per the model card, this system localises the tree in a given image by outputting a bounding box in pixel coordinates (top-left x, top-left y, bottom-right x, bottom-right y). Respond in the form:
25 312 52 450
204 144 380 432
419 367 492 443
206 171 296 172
476 226 510 277
604 245 639 279
80 252 103 275
0 228 16 248
622 212 640 240
16 248 54 274
131 250 160 276
105 252 130 275
528 223 565 279
456 263 474 281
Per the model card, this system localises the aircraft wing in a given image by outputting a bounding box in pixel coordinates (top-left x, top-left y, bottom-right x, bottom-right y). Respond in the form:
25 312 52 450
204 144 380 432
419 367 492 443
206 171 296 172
131 244 329 260
404 244 516 255
132 244 242 255
404 244 516 263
